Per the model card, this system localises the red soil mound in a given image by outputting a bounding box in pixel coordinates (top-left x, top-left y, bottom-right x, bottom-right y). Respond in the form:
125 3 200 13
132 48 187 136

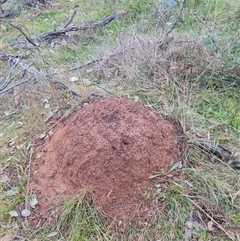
31 97 183 224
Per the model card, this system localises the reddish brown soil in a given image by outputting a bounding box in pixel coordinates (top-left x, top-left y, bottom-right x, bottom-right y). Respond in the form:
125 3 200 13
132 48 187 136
30 96 183 224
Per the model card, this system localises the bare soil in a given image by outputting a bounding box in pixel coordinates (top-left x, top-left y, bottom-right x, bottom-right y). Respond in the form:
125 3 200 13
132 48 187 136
30 96 184 224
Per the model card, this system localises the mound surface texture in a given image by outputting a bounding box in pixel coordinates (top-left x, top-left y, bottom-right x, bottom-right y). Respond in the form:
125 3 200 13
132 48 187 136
31 97 183 223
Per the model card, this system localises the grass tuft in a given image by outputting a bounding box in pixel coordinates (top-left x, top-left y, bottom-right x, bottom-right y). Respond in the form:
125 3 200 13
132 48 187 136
56 192 109 241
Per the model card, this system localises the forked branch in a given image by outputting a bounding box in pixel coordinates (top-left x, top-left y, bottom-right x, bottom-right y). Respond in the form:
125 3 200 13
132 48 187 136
11 11 118 49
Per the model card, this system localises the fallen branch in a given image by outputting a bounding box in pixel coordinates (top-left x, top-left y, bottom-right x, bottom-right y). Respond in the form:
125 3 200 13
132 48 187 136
0 77 35 95
9 22 38 47
0 51 43 78
196 139 240 169
0 0 7 14
11 11 118 49
0 51 80 96
197 140 232 160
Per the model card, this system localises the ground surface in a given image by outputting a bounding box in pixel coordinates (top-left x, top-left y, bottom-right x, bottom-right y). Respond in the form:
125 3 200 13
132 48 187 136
30 96 183 224
1 1 240 240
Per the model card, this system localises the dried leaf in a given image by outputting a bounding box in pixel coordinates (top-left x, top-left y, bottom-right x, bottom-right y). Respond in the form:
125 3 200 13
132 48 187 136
6 188 18 196
70 76 79 82
0 174 9 183
48 208 58 219
82 78 91 86
207 221 214 232
30 195 38 208
167 161 181 174
9 210 18 217
44 111 53 122
21 209 31 217
134 96 139 102
184 180 193 188
149 173 161 179
47 231 58 238
4 110 16 116
39 132 46 139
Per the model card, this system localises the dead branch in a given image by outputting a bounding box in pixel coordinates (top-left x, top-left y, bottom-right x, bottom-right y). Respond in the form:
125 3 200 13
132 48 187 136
196 139 240 169
11 11 118 49
9 22 38 47
0 51 42 77
0 51 80 96
0 77 35 94
0 58 19 90
0 0 7 13
197 140 233 161
165 0 186 36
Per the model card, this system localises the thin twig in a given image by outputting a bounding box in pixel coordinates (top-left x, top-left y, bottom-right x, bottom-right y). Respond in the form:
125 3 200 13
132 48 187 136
0 51 43 77
9 22 38 47
25 146 34 210
165 0 186 36
69 58 102 72
46 58 102 76
0 51 81 96
0 77 35 94
48 46 136 76
62 9 77 29
96 84 113 94
0 58 19 90
197 139 233 161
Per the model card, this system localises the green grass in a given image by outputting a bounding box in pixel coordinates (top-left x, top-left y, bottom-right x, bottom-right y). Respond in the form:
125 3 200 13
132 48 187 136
196 89 240 127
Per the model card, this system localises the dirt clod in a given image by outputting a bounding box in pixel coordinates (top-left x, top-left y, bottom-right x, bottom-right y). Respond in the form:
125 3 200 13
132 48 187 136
31 97 184 223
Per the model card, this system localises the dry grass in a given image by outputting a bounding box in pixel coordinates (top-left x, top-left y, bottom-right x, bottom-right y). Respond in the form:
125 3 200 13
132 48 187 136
87 34 220 86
